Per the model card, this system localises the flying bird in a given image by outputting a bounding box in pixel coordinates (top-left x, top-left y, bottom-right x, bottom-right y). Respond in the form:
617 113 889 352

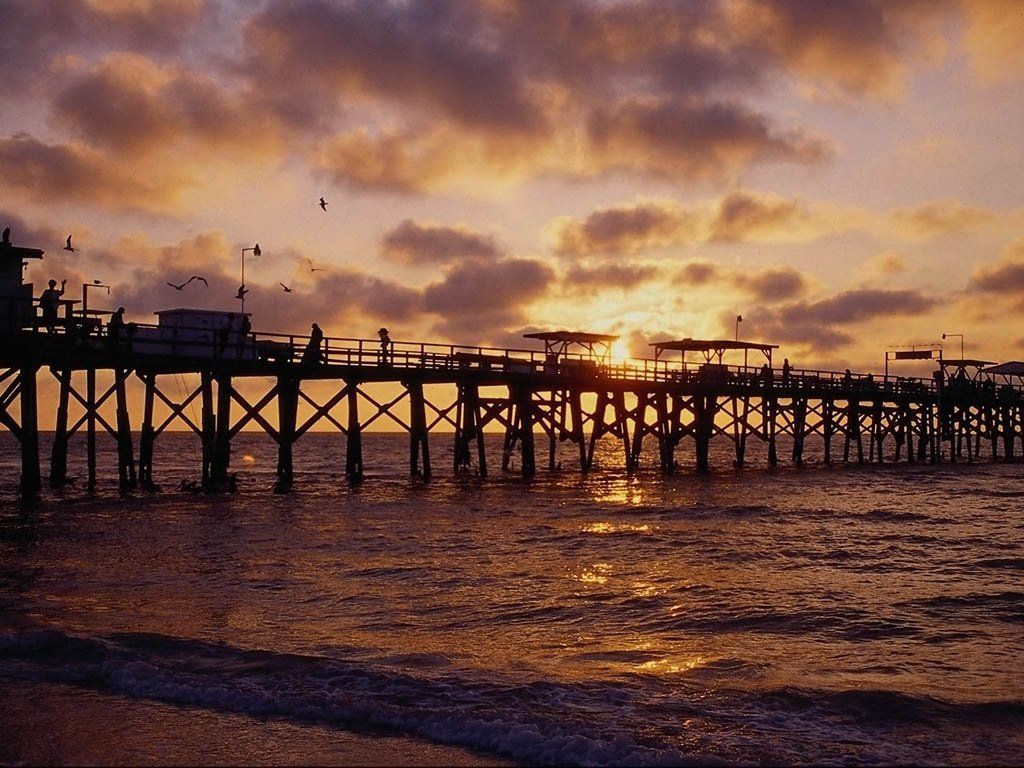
304 257 326 272
235 284 248 301
166 275 208 291
64 235 77 252
319 197 327 211
2 227 10 246
280 283 293 293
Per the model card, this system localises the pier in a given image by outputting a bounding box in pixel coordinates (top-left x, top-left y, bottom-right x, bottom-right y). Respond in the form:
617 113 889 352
2 240 1023 496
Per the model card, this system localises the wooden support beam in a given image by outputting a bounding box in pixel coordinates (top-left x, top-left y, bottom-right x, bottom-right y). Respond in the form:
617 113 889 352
50 368 71 488
345 381 363 483
275 376 299 492
694 393 713 474
86 368 97 492
20 365 40 498
407 379 431 479
512 383 535 478
212 375 232 485
138 373 156 487
765 394 778 468
200 372 214 488
114 368 137 489
791 397 807 466
570 389 588 471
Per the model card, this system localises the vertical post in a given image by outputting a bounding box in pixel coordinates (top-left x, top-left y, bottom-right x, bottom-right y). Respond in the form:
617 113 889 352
138 373 156 487
50 368 71 487
630 391 649 470
114 368 136 488
345 381 363 482
791 397 807 466
212 374 232 485
515 384 535 478
407 379 431 479
586 391 608 470
613 390 632 473
694 393 711 474
87 367 97 492
766 393 778 468
276 376 298 492
200 372 215 488
570 388 588 471
823 398 834 466
1002 398 1015 462
20 365 40 498
656 391 674 472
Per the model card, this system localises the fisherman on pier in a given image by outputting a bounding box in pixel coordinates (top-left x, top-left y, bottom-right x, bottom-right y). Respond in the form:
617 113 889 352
302 322 324 365
378 327 392 366
108 306 126 350
39 278 66 333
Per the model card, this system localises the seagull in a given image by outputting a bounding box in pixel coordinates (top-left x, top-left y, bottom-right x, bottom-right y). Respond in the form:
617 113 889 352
166 275 208 291
319 197 327 211
2 227 10 246
280 283 293 293
304 257 325 273
64 235 77 252
235 284 248 300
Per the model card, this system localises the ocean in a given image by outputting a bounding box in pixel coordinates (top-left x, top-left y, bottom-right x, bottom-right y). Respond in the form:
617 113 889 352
1 432 1022 765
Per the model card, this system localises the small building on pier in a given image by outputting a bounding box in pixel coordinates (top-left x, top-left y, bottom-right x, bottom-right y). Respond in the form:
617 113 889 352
0 237 43 331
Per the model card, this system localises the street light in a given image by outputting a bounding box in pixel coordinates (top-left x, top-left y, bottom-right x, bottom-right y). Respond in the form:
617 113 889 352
941 332 964 360
240 243 261 314
82 279 109 315
735 314 743 342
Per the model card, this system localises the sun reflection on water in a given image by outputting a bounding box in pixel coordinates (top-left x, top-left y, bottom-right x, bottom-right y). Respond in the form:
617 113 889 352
637 655 709 675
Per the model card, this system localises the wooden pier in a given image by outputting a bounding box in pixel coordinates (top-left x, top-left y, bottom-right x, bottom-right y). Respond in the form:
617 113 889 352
1 238 1022 497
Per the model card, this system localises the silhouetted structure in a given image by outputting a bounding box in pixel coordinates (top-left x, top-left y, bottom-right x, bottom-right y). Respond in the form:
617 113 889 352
1 235 1022 497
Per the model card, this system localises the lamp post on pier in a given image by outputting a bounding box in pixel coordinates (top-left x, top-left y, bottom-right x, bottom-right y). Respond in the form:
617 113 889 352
735 314 743 342
240 243 260 315
941 332 964 360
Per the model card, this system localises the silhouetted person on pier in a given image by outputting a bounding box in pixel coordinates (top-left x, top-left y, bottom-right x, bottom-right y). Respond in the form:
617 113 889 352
782 358 791 386
378 327 392 366
303 322 324 365
760 363 771 387
844 369 852 387
2 226 10 246
39 278 66 333
108 306 126 349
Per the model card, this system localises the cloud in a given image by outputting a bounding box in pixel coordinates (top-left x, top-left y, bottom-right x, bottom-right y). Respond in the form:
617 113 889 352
51 53 283 159
423 257 555 342
585 98 831 181
889 199 996 237
962 0 1024 83
243 0 548 136
710 190 856 242
0 0 204 93
967 238 1024 298
381 219 503 264
550 200 701 256
674 261 809 302
0 134 189 213
562 262 662 294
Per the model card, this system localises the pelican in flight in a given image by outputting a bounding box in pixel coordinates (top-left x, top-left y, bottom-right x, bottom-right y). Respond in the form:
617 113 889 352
304 257 326 272
319 197 327 212
280 283 293 293
64 235 77 252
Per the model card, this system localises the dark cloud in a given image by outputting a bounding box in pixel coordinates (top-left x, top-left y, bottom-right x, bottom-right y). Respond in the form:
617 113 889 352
244 0 547 136
381 219 503 264
423 257 555 343
0 0 205 93
563 262 661 294
967 240 1024 310
0 134 182 212
676 262 721 286
737 288 938 353
711 190 800 242
552 201 699 257
740 267 809 302
585 98 831 181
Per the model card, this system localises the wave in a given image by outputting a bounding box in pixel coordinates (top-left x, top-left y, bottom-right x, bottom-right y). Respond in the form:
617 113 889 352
2 628 1022 765
0 628 691 767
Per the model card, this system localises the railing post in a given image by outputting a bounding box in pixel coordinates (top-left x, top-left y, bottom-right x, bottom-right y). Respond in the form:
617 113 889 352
20 365 40 498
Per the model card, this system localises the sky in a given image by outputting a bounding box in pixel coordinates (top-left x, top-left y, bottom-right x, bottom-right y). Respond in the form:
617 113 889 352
3 0 1024 374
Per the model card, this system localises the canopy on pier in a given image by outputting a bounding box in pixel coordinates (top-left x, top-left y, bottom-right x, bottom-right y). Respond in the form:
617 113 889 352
523 330 618 362
650 338 778 368
982 361 1024 383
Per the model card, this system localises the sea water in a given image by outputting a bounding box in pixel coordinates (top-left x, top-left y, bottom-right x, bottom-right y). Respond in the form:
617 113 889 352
1 432 1022 765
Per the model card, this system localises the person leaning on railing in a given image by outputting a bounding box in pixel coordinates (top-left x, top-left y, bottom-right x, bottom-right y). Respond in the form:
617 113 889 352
39 278 66 333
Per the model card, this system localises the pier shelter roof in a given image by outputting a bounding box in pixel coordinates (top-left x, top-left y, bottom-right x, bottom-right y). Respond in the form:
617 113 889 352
523 330 618 362
982 361 1024 383
940 358 995 381
650 338 778 368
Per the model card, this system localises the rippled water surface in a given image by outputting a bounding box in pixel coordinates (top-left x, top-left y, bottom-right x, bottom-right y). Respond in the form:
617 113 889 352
1 432 1022 765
